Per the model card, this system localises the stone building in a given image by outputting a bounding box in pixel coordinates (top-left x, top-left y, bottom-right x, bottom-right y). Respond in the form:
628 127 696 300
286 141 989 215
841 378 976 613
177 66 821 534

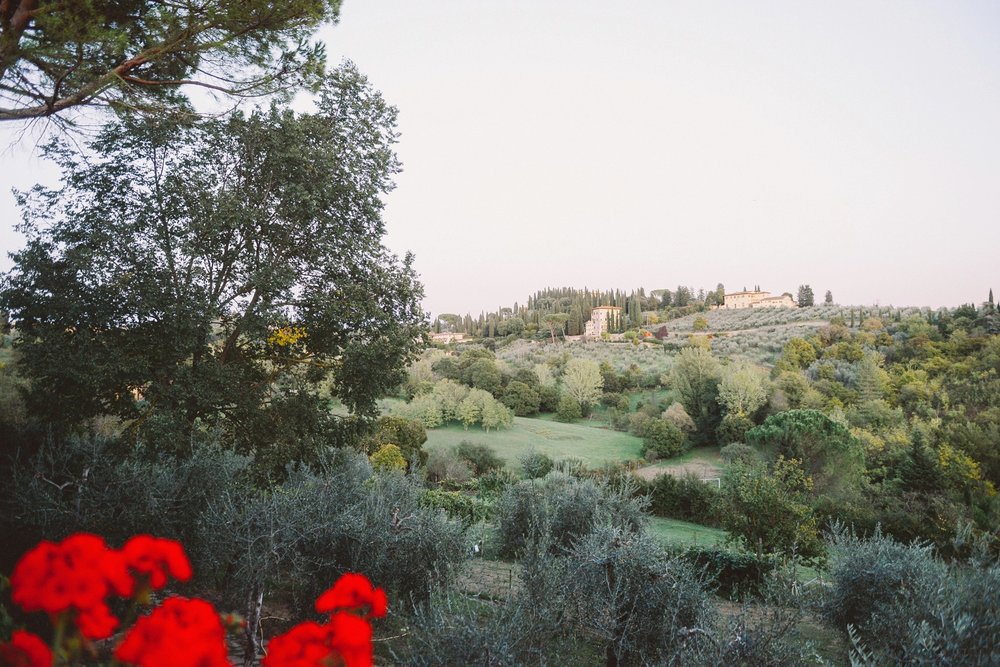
585 306 622 338
721 289 796 309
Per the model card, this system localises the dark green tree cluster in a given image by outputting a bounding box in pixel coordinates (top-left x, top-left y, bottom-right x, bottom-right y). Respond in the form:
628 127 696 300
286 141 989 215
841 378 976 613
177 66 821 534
797 284 815 307
1 64 426 479
760 305 1000 549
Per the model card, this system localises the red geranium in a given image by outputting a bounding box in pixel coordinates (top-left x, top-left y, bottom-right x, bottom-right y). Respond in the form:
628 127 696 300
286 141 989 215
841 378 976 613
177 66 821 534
315 573 387 619
115 596 230 667
121 535 193 590
265 574 386 667
261 621 335 667
10 533 131 639
0 630 52 667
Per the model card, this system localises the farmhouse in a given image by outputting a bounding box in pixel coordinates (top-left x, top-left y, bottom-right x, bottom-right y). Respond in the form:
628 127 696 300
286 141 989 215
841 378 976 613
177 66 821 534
721 289 796 309
429 332 468 343
585 305 622 338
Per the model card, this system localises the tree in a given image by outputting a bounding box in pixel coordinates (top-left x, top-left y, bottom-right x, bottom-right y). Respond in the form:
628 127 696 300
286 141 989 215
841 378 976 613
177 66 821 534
717 361 768 417
670 347 722 443
674 286 691 307
720 459 823 559
825 290 834 305
745 410 863 498
642 419 687 460
361 416 427 466
797 285 814 307
0 0 341 125
1 65 425 474
541 313 569 344
561 358 603 410
501 380 540 417
555 393 582 422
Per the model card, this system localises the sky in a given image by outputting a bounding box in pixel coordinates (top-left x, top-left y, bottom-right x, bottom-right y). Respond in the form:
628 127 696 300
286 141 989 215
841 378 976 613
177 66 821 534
2 1 1000 318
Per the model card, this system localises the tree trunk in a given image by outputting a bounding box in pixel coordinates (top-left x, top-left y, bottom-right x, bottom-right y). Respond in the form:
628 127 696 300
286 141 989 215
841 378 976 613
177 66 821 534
243 580 264 667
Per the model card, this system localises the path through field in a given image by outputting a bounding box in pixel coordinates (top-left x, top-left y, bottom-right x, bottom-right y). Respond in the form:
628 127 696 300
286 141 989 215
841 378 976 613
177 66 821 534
634 447 724 481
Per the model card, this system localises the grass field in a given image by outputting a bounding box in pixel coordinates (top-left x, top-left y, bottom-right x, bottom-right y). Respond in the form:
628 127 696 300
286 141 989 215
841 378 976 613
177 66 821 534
647 517 727 547
423 416 643 468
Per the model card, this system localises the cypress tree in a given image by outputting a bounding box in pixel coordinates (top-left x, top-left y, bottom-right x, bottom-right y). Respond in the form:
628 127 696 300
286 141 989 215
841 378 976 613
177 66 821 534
901 440 943 494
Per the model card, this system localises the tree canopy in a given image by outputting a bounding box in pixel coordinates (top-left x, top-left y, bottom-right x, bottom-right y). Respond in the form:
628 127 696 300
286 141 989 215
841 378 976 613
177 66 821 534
0 0 340 124
1 63 425 473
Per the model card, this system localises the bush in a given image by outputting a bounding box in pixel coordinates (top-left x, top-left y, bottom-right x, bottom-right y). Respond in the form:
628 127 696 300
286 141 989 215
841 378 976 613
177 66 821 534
389 589 540 666
662 402 696 433
716 412 754 445
719 442 759 465
454 442 504 476
495 473 647 558
676 545 778 600
500 380 540 416
649 472 719 525
370 443 407 471
521 525 713 665
361 416 428 466
424 449 473 486
518 449 554 479
642 419 688 461
420 489 490 527
554 394 582 422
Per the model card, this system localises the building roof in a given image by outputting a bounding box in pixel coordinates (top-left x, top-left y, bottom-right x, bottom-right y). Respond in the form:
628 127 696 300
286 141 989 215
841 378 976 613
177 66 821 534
592 305 622 310
724 290 771 297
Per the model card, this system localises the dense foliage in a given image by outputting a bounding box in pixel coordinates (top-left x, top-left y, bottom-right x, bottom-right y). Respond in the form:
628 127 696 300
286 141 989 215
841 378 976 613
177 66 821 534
1 64 425 480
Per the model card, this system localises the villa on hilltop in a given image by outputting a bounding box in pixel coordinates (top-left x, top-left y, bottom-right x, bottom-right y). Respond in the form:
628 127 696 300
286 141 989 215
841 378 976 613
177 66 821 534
585 305 622 338
721 288 796 309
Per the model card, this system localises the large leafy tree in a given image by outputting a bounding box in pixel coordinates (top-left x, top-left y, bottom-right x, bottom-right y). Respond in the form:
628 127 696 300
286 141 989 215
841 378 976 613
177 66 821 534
745 409 863 497
1 63 426 472
0 0 340 124
670 347 722 443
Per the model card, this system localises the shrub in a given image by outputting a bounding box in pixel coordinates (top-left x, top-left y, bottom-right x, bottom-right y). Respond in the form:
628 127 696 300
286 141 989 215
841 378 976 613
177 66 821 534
518 449 554 479
716 412 754 445
424 449 473 486
649 472 719 525
500 380 540 416
662 402 696 433
642 419 688 461
720 442 758 465
495 474 647 558
420 489 490 527
361 416 428 466
821 524 947 657
554 394 581 422
536 385 561 413
521 525 713 666
389 589 541 666
676 545 778 600
369 444 407 471
454 442 504 476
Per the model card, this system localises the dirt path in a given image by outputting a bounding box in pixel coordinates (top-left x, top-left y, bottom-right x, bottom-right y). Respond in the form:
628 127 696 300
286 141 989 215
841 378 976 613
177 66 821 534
634 459 723 481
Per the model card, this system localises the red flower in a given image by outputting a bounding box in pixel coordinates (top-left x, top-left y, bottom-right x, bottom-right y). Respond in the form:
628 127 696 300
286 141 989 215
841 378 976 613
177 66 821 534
329 612 373 667
315 574 387 619
122 535 193 590
262 621 336 667
114 596 229 667
10 533 130 639
263 614 374 667
0 630 52 667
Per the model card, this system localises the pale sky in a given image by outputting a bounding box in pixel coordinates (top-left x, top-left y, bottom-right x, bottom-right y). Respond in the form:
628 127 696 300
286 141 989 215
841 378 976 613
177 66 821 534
3 1 1000 318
